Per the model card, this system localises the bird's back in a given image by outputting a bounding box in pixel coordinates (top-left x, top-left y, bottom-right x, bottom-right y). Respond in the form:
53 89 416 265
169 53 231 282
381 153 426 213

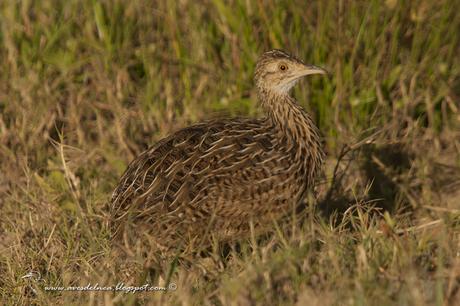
111 117 309 251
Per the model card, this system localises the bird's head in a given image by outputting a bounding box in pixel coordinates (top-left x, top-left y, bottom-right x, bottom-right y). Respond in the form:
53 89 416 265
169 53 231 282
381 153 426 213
254 49 327 96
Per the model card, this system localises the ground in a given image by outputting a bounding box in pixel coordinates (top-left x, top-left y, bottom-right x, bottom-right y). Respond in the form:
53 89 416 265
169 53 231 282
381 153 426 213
1 0 459 305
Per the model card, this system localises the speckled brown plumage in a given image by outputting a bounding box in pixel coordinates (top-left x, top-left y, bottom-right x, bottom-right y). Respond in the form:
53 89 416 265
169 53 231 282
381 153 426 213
110 49 327 257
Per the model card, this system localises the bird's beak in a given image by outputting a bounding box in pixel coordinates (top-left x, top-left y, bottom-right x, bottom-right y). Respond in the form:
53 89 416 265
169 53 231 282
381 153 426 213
280 63 329 93
300 65 328 76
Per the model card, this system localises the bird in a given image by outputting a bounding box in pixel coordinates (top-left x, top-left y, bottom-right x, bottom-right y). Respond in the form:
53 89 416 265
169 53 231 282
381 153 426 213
110 49 327 260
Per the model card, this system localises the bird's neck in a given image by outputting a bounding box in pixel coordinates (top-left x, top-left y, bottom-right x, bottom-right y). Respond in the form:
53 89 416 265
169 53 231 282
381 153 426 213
259 90 319 144
258 89 324 178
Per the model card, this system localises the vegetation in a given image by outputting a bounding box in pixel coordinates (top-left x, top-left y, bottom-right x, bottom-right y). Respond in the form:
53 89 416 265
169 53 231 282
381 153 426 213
1 0 459 305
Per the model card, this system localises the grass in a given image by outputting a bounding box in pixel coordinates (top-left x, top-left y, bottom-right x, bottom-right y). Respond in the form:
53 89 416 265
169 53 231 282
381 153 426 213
1 0 459 305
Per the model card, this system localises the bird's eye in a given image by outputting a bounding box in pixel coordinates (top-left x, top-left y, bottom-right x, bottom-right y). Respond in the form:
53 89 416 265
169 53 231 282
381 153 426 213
279 64 287 71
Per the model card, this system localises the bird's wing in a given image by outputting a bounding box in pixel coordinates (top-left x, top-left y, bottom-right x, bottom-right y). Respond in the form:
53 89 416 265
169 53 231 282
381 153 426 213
110 118 276 219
